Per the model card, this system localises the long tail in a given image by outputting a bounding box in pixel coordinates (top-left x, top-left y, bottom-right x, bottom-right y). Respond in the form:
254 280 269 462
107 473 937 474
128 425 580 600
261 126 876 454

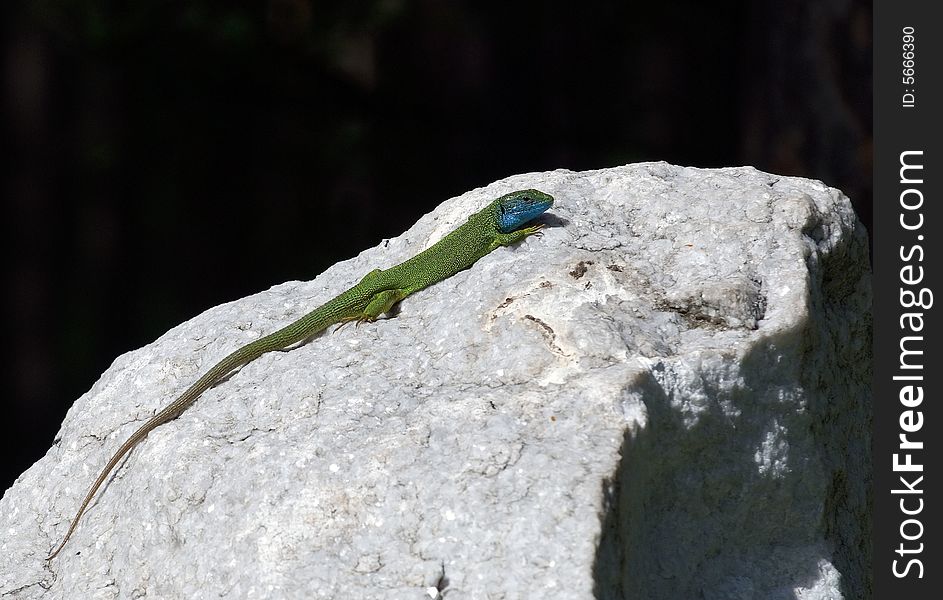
46 305 341 560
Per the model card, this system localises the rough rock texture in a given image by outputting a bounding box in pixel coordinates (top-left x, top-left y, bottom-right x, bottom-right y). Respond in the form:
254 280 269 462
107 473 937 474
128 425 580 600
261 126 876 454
1 163 871 599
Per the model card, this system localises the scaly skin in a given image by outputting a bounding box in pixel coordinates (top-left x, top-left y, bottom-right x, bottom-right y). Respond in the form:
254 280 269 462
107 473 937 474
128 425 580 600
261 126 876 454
47 189 554 560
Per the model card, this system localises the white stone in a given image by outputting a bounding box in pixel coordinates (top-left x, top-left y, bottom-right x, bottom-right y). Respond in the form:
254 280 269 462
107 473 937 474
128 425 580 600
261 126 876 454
1 163 871 599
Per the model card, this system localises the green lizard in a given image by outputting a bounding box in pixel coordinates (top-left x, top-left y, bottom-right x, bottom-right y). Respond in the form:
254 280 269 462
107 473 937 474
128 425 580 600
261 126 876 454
47 189 554 559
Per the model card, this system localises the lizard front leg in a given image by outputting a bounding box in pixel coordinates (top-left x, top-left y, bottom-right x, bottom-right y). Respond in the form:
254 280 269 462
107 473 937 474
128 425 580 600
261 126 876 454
489 223 545 252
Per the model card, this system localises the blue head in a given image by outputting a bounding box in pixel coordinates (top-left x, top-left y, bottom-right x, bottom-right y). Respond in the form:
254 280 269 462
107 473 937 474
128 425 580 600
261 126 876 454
492 189 554 233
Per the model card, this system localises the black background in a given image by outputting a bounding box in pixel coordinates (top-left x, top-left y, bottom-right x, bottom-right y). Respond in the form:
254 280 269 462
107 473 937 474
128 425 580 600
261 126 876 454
4 0 872 549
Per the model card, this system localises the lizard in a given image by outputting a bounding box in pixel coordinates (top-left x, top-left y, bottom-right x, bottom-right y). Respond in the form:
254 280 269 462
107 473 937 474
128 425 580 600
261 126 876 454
46 188 554 560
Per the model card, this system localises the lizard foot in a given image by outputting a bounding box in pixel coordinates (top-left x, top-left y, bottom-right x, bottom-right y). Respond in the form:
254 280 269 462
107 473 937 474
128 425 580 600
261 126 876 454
332 314 375 333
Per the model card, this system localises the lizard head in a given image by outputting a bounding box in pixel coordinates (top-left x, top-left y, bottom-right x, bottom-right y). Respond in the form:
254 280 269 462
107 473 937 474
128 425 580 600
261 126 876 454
493 189 554 233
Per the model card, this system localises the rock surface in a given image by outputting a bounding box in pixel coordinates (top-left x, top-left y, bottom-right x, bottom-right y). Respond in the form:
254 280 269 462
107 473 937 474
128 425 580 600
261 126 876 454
1 163 871 599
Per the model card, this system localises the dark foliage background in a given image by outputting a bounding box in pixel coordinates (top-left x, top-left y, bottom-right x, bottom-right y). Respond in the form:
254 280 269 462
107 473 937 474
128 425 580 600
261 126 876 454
3 0 871 500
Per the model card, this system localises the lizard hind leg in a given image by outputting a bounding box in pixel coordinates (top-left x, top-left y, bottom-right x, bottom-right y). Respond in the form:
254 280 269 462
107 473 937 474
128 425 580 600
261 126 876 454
334 288 408 331
363 288 408 319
